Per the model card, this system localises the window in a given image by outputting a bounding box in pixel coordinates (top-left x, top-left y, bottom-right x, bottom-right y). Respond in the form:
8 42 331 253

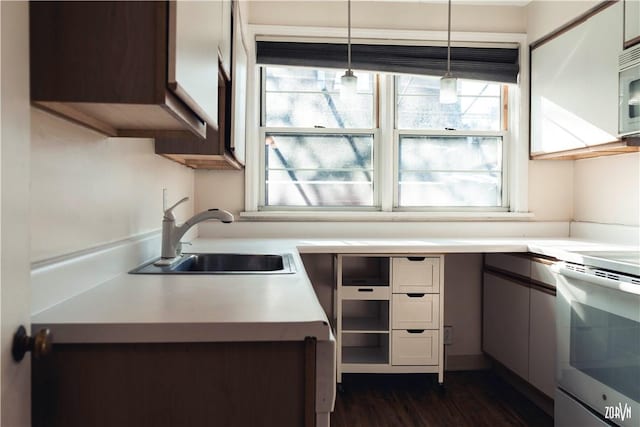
258 63 513 213
395 75 506 209
261 67 377 208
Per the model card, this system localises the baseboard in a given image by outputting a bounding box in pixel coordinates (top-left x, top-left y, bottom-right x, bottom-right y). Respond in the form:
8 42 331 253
31 231 161 315
446 354 491 371
491 360 554 417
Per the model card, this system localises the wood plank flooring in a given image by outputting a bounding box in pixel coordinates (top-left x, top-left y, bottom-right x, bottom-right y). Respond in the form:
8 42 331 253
331 371 553 427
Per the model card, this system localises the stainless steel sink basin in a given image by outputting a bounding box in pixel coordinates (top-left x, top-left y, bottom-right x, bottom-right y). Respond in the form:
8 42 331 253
130 253 296 275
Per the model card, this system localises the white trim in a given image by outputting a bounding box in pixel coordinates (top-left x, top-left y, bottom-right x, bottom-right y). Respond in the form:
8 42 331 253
240 210 534 221
31 231 162 315
244 24 530 215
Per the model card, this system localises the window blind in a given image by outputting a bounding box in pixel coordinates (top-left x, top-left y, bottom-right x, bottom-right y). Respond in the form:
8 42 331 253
256 41 519 84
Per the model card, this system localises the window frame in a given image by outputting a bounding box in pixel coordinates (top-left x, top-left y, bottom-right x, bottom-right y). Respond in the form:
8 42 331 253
243 25 530 219
258 67 381 211
392 75 509 211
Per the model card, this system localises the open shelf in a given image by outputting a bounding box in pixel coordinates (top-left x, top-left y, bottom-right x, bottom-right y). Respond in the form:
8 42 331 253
341 300 389 332
341 256 390 287
342 317 389 333
342 346 389 365
341 333 389 365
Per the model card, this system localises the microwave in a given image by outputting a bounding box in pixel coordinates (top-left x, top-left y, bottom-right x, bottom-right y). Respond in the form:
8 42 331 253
619 45 640 136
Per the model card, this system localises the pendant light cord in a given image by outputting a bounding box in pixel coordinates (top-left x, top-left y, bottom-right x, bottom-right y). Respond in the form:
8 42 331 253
446 0 451 75
348 0 352 72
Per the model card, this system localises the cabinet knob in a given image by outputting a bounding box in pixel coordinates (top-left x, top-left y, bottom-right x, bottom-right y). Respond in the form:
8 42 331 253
11 325 52 362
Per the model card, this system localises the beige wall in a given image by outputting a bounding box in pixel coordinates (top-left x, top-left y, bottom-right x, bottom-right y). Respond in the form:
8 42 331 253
573 153 640 226
31 109 195 262
248 1 527 33
526 0 601 43
195 0 576 222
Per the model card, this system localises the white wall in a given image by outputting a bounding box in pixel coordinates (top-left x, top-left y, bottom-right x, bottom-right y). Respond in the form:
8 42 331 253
526 0 601 43
573 153 640 226
195 0 575 223
527 0 640 228
30 109 195 262
248 1 527 33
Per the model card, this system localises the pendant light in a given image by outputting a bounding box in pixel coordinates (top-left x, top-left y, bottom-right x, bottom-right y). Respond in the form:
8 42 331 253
340 0 357 100
440 0 457 104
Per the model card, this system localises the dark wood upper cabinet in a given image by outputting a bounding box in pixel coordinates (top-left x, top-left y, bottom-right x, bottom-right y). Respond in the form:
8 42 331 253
30 1 220 139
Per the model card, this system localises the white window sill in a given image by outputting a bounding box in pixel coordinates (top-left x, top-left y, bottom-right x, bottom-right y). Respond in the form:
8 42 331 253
239 211 535 222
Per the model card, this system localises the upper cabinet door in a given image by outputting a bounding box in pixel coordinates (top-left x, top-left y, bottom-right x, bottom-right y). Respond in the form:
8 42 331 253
624 0 640 48
231 1 248 166
220 0 232 79
168 0 220 128
530 2 622 157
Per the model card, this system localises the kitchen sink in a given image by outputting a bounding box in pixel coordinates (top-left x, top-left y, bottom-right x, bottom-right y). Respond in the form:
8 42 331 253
130 253 296 275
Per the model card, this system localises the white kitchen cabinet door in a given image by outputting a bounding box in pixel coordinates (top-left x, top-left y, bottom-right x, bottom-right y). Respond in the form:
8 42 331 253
392 330 439 366
392 257 439 294
392 294 439 330
529 288 556 398
530 2 622 156
624 0 640 48
482 272 530 380
219 0 232 78
230 0 247 166
168 0 220 127
485 253 531 278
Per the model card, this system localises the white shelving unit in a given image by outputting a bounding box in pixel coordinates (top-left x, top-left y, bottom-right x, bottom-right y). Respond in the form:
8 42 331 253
336 254 444 385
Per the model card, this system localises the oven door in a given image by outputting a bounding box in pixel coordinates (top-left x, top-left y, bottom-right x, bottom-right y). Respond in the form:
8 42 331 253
556 265 640 427
619 64 640 136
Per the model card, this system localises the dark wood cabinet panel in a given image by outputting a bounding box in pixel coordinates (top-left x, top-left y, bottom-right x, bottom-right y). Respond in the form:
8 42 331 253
30 1 210 139
33 340 316 427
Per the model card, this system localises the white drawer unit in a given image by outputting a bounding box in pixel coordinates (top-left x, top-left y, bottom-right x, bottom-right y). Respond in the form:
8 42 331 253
391 330 439 366
392 257 440 294
336 254 444 385
341 286 390 301
392 293 439 330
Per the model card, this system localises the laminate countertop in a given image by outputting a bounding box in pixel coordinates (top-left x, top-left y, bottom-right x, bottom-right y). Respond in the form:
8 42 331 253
31 236 637 344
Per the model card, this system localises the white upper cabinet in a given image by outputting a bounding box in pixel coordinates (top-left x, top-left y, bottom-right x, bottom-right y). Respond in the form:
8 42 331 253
168 0 221 128
220 0 232 79
625 0 640 48
530 2 623 158
231 1 248 166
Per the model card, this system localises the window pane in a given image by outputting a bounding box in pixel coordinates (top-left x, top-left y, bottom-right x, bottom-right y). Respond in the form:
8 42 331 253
266 134 373 169
265 133 374 207
398 135 503 208
396 75 501 130
265 67 374 128
398 172 501 207
399 136 502 171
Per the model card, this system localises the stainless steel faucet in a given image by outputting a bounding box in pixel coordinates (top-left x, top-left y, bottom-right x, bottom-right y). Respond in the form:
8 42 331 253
159 197 233 260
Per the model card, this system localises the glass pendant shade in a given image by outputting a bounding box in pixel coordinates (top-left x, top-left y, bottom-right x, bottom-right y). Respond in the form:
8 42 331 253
440 74 457 104
341 70 357 100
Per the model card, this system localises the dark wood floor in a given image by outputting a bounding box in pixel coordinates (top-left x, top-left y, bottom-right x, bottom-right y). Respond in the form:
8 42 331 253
331 371 553 427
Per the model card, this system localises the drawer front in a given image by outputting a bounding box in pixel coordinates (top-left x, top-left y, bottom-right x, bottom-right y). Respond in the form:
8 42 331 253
485 253 530 278
391 330 439 366
392 257 439 294
530 259 557 289
341 286 390 300
392 294 439 330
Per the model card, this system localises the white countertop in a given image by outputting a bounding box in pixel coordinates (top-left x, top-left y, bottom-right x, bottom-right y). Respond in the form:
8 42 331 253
31 237 638 344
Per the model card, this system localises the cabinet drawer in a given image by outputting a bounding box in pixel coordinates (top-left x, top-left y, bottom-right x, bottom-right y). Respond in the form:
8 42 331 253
531 259 557 288
392 294 439 330
341 286 390 300
485 253 530 278
391 330 439 366
392 257 439 294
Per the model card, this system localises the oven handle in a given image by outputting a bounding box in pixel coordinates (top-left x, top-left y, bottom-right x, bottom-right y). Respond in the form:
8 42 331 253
557 264 640 296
